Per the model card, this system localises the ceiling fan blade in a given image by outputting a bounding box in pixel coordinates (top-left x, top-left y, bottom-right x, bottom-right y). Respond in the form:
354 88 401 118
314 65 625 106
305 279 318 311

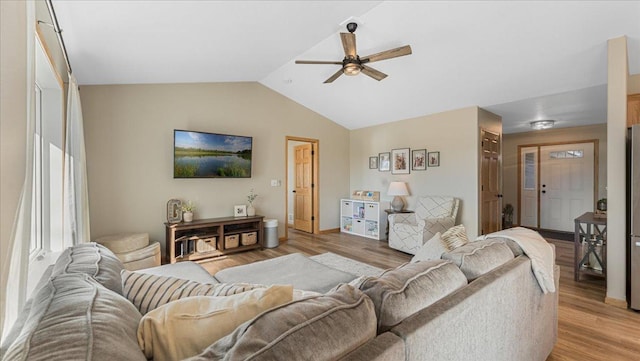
324 68 344 83
295 60 343 65
361 45 412 63
340 32 357 58
361 65 388 81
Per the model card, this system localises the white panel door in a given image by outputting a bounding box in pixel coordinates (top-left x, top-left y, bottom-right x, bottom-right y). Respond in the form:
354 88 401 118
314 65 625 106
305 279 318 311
520 147 538 228
540 143 594 232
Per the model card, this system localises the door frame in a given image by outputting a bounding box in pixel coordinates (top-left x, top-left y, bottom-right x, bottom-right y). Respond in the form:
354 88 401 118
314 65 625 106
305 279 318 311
284 136 320 240
516 139 599 229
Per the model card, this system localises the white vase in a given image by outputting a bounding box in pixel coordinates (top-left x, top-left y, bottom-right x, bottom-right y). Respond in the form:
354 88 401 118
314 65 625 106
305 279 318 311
183 211 193 222
247 205 256 217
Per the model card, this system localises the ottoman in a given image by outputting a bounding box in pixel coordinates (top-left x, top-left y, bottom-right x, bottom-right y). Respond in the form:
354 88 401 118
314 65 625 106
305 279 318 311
213 253 357 293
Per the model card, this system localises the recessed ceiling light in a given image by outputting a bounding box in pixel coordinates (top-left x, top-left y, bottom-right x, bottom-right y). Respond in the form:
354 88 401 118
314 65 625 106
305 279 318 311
530 120 555 130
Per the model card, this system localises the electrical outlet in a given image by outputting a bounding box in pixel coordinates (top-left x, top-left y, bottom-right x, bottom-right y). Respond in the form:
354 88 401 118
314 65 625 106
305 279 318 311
271 179 279 187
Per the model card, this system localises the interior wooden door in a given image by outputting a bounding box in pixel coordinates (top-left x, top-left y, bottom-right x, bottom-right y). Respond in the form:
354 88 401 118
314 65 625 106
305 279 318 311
480 129 501 235
294 144 313 233
539 142 594 232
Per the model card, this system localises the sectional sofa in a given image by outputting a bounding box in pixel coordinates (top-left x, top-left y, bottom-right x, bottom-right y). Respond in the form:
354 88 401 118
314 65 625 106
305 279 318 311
1 237 558 361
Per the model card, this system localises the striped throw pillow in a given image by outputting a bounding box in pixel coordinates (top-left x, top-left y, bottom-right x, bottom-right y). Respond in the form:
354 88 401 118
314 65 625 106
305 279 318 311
121 270 265 314
440 224 469 252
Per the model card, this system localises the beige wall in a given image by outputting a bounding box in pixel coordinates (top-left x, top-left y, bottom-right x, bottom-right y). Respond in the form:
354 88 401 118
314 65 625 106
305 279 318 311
349 106 482 238
81 82 350 257
629 73 640 94
0 0 29 336
502 124 608 223
606 36 628 303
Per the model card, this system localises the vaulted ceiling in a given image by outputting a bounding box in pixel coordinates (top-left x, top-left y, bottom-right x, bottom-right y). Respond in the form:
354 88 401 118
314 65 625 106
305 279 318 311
53 1 640 133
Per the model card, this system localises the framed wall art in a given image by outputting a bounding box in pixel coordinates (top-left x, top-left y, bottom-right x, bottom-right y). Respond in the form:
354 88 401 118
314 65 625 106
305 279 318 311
379 152 390 172
369 156 378 169
234 205 247 217
412 149 426 171
391 148 410 174
428 151 440 167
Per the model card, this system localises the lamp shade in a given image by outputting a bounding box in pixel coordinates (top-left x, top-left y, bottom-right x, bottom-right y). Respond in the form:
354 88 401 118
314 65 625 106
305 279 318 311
387 182 409 196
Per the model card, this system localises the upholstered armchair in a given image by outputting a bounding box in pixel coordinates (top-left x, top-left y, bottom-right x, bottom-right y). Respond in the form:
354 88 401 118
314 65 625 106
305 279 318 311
388 196 460 255
94 232 161 271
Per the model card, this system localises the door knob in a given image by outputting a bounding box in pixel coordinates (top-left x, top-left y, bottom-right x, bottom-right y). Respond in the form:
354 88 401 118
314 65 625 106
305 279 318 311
542 190 546 194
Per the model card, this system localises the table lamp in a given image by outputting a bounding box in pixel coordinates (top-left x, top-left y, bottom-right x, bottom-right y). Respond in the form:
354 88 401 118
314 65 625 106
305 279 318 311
388 181 409 212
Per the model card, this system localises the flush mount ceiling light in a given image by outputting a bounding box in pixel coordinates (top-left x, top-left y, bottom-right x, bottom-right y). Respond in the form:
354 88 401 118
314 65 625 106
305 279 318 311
530 120 555 130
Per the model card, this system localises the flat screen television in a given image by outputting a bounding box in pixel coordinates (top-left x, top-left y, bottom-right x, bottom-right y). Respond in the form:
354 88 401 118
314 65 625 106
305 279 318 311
174 129 252 178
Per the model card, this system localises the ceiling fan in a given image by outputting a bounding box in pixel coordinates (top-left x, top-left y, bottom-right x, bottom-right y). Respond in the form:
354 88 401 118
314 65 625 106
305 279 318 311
295 22 412 83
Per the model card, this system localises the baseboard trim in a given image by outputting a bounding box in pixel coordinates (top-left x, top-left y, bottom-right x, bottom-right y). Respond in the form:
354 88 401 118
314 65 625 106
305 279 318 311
318 228 340 235
605 296 628 309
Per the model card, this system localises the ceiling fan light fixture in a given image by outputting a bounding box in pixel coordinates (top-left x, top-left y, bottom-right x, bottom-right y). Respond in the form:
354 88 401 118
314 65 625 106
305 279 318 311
530 120 555 130
343 63 361 76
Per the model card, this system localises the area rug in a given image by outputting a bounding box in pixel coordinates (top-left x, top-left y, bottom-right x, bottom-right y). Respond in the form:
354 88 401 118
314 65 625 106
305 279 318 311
309 252 384 277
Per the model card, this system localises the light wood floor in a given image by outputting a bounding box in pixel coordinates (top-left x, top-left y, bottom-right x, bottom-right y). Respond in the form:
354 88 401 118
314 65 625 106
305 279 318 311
197 230 640 361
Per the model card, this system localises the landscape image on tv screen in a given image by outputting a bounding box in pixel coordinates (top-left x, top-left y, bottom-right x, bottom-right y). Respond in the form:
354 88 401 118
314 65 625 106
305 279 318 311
174 130 252 178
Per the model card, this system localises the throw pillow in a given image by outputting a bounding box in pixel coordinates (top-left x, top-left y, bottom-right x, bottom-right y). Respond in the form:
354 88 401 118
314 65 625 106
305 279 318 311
137 285 293 361
121 270 265 314
440 224 469 251
411 232 446 262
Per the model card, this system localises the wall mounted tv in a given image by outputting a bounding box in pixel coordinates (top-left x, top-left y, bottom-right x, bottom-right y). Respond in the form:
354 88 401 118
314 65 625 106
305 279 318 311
174 129 252 178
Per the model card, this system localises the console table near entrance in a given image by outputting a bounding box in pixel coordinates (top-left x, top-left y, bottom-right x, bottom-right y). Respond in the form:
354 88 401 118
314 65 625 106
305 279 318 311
574 212 607 281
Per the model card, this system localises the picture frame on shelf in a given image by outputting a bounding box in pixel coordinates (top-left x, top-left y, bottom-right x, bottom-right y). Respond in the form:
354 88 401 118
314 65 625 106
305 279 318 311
379 152 391 172
428 151 440 167
412 149 427 171
234 205 247 217
369 156 378 169
391 148 410 174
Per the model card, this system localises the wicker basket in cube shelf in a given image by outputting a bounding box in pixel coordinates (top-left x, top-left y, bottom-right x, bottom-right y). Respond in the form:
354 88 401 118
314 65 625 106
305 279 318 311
195 236 216 253
225 234 239 249
241 232 257 246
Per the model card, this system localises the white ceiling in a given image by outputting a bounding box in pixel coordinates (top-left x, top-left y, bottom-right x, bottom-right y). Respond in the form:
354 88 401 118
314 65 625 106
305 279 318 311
53 1 640 133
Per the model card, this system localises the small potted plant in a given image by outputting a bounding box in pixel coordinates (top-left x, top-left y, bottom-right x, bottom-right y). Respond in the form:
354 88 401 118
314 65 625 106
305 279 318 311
247 189 258 217
182 201 195 222
503 203 514 229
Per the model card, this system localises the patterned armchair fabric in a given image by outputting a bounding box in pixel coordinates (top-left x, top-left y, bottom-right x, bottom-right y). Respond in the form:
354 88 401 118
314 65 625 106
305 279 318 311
388 196 460 255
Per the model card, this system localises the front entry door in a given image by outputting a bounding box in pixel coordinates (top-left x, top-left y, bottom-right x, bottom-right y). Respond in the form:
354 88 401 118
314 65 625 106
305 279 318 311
520 147 539 228
539 143 595 232
294 144 313 233
480 129 501 234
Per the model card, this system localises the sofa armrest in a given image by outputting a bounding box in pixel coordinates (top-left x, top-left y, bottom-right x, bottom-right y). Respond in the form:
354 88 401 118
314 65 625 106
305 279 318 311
340 332 405 361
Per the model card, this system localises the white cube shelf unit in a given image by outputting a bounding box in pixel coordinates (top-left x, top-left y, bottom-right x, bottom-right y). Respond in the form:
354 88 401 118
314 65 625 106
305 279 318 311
340 199 387 240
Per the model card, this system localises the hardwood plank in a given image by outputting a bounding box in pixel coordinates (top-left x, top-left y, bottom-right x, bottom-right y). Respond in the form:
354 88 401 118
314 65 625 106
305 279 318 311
196 231 640 360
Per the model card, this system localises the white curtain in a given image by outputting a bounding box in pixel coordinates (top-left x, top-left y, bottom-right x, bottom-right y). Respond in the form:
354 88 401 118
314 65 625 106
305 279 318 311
0 0 36 339
63 74 91 246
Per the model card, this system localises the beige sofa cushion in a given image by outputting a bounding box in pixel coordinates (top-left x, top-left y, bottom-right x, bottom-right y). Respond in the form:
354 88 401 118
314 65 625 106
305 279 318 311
138 285 293 361
441 239 515 280
352 259 468 332
3 273 145 361
188 284 377 361
51 242 124 294
122 270 265 314
94 232 150 253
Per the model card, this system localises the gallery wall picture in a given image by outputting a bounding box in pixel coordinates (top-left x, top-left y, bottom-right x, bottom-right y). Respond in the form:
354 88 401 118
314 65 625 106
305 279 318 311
379 152 390 172
369 156 379 169
391 148 410 174
412 149 426 171
428 151 440 167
